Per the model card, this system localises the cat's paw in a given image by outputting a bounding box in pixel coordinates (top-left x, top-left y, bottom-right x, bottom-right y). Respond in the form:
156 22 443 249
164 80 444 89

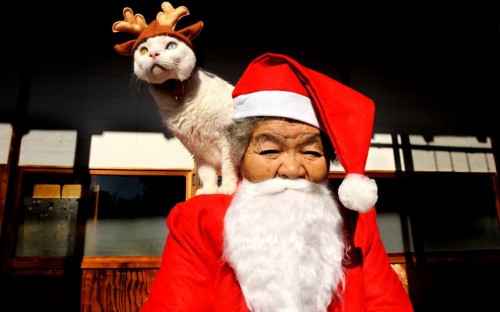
218 180 238 195
195 184 219 195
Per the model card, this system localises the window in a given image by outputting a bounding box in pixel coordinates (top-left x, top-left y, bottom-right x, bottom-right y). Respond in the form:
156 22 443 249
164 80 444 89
85 172 188 256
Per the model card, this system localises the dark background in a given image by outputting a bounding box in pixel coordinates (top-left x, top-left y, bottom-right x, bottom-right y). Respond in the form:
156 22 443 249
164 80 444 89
9 0 499 136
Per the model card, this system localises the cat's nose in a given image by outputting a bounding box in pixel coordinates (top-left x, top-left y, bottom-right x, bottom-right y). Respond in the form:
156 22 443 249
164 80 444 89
150 51 160 58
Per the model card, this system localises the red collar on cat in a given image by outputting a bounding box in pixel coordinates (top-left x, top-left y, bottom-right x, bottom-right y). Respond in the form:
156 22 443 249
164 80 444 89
152 79 186 100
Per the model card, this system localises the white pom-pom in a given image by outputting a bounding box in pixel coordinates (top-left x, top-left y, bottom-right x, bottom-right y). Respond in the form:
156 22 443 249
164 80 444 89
338 173 378 212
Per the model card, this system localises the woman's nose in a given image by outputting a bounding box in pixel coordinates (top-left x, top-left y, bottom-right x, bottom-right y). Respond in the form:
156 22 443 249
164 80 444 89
277 155 306 179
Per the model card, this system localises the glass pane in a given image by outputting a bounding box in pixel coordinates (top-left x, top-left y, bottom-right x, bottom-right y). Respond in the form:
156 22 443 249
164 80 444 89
84 175 186 256
330 173 500 253
16 197 78 256
407 173 500 251
15 172 81 257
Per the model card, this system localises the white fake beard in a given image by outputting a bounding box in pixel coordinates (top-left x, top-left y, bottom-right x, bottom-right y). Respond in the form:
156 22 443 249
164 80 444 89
223 178 346 312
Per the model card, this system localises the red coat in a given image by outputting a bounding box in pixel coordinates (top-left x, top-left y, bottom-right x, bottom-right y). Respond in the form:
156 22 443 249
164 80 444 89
142 194 413 312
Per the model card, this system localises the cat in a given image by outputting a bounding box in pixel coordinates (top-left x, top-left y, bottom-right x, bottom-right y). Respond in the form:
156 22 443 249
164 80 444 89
135 36 238 195
112 3 238 195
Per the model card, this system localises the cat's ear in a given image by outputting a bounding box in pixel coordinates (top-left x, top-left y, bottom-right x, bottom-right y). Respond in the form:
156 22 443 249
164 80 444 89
177 21 203 42
114 40 137 56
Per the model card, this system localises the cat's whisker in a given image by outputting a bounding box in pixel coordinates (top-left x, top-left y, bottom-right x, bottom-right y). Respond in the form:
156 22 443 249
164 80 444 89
129 75 146 97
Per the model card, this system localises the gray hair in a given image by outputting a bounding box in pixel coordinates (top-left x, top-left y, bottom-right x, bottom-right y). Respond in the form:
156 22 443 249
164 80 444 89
223 117 269 172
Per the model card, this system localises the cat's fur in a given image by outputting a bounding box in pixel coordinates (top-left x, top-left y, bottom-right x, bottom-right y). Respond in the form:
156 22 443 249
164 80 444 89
133 34 238 195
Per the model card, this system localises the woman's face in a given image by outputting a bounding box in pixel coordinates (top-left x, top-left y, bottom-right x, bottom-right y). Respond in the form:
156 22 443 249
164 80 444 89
241 119 330 184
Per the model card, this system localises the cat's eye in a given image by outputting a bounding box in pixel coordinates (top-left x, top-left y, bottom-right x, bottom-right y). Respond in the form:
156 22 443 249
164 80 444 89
166 42 177 50
140 47 148 55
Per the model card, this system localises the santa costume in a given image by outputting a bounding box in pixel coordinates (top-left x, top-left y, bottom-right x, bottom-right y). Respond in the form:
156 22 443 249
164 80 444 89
141 53 414 312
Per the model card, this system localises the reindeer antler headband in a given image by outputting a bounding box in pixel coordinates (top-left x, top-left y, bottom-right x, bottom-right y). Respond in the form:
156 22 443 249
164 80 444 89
112 2 204 56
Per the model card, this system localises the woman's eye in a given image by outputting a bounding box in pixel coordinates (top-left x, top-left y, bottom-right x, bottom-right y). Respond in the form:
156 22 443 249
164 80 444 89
260 150 279 155
140 47 148 55
304 151 322 157
166 42 177 50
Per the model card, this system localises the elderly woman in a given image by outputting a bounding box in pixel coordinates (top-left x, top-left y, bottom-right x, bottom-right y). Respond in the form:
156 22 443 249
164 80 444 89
141 53 414 312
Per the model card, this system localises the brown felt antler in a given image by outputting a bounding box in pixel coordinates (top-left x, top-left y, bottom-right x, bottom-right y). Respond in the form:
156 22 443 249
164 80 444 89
156 2 190 29
112 7 148 35
112 2 203 56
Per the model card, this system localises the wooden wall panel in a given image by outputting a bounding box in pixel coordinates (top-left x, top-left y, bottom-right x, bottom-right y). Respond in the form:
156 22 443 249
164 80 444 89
81 269 158 312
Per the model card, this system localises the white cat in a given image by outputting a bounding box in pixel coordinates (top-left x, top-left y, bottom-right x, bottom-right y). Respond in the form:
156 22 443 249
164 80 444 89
112 2 238 195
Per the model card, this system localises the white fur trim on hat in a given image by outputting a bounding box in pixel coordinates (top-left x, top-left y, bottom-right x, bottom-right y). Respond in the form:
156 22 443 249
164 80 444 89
338 174 378 212
233 90 320 128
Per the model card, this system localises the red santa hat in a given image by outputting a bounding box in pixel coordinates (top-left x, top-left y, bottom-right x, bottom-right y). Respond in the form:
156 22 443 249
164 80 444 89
232 53 377 212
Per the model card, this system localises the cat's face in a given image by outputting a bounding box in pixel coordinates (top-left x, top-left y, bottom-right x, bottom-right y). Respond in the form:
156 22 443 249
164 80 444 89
133 35 197 84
